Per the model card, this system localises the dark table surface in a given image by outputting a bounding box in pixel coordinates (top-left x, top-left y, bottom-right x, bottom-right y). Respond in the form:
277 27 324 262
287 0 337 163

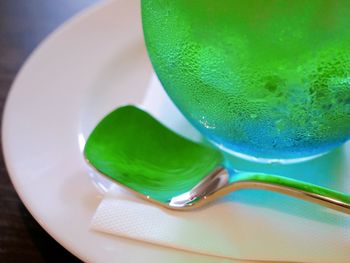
0 1 100 262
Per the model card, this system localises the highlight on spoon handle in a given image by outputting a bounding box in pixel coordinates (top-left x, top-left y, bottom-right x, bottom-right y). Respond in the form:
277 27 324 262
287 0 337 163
229 172 350 214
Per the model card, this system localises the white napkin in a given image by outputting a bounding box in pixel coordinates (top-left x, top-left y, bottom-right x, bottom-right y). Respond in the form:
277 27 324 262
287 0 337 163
90 75 350 262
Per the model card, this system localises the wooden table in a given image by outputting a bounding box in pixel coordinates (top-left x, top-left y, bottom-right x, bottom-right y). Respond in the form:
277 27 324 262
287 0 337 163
0 1 100 261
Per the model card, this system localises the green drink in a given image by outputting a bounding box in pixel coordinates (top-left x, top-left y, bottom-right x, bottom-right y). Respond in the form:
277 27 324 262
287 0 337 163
142 0 350 161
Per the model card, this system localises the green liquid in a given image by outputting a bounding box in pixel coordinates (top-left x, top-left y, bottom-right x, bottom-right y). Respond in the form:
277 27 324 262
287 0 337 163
142 0 350 159
84 106 222 202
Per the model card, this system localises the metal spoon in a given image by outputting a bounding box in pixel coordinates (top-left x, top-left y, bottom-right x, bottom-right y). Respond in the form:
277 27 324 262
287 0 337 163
84 105 350 214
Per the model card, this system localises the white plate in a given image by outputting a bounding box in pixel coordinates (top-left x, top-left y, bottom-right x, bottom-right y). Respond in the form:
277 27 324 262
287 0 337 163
2 0 243 262
3 0 350 262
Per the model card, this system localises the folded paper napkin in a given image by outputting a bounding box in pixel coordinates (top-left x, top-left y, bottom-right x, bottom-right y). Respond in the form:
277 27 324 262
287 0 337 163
91 185 350 262
90 75 350 262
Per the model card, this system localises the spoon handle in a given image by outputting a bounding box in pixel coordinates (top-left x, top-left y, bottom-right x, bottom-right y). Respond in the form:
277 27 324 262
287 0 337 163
228 172 350 214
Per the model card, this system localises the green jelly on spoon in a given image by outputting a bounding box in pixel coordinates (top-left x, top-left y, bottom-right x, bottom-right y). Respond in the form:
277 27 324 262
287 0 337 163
84 105 350 214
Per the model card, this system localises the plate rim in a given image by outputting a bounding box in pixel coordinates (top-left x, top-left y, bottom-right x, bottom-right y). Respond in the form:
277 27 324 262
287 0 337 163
1 0 150 262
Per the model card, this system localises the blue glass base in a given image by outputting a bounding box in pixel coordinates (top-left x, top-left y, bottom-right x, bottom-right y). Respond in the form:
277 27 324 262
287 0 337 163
212 140 328 164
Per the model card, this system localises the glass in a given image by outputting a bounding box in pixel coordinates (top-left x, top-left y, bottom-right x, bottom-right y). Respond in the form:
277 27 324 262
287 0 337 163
142 0 350 163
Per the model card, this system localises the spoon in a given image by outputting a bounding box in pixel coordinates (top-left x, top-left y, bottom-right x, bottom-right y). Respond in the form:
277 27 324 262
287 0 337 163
84 105 350 214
